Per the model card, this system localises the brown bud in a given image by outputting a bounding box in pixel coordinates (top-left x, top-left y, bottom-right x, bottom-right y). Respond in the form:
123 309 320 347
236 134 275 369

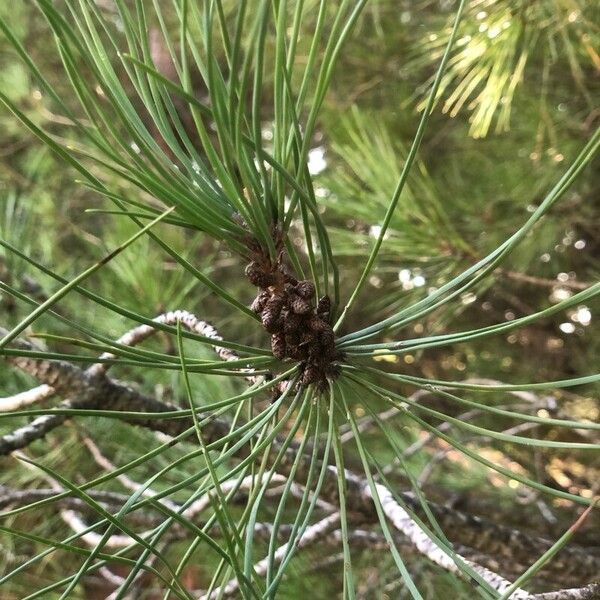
262 314 282 333
287 339 308 360
301 363 322 386
285 330 300 346
262 295 284 332
289 294 311 315
250 291 269 314
264 321 281 334
283 311 301 334
281 266 298 286
299 330 314 346
319 328 335 349
245 262 269 287
271 332 286 360
296 280 315 299
309 339 330 360
308 315 327 332
324 334 336 352
317 295 331 315
268 294 285 313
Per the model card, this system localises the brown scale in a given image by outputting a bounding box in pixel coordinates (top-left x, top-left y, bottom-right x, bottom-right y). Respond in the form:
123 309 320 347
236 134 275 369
240 224 343 392
270 332 286 360
289 294 311 315
317 295 331 315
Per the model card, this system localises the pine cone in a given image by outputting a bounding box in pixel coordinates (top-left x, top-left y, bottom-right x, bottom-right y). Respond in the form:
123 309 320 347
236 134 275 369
289 294 311 315
301 363 321 386
299 330 314 346
271 332 286 360
262 314 282 334
317 295 331 315
283 311 301 334
245 261 273 287
250 291 269 313
319 330 336 357
296 280 315 299
262 297 284 332
286 338 308 360
308 315 327 332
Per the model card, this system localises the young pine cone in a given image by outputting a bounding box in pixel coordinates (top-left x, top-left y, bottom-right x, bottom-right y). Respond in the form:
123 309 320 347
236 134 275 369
317 295 331 315
301 363 322 386
283 311 301 334
245 261 274 288
319 328 335 348
261 295 285 332
308 315 328 332
250 290 269 314
299 330 315 346
296 280 315 299
286 337 307 361
271 332 286 360
289 294 311 315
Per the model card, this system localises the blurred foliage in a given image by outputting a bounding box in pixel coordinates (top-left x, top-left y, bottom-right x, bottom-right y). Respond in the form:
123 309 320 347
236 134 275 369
409 0 599 138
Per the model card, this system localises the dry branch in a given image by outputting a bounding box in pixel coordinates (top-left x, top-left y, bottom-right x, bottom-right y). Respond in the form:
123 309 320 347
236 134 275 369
198 512 341 600
529 583 600 600
0 384 55 412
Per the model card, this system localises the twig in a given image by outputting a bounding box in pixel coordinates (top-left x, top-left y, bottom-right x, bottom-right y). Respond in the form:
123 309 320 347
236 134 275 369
87 310 262 385
529 583 600 600
354 472 531 597
198 512 341 600
0 384 55 412
58 473 288 550
81 436 180 513
60 508 134 549
0 485 132 511
498 269 591 291
0 325 233 455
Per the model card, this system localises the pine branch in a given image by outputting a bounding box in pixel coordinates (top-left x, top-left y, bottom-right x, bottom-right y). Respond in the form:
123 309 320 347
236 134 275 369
2 322 599 594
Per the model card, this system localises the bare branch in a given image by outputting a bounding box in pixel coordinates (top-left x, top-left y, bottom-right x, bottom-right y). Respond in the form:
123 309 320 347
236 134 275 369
87 310 262 385
81 436 180 513
60 508 134 549
0 325 233 454
57 473 289 550
0 384 55 412
199 512 341 600
0 309 289 454
0 485 131 511
530 583 600 600
366 478 530 597
497 269 591 291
